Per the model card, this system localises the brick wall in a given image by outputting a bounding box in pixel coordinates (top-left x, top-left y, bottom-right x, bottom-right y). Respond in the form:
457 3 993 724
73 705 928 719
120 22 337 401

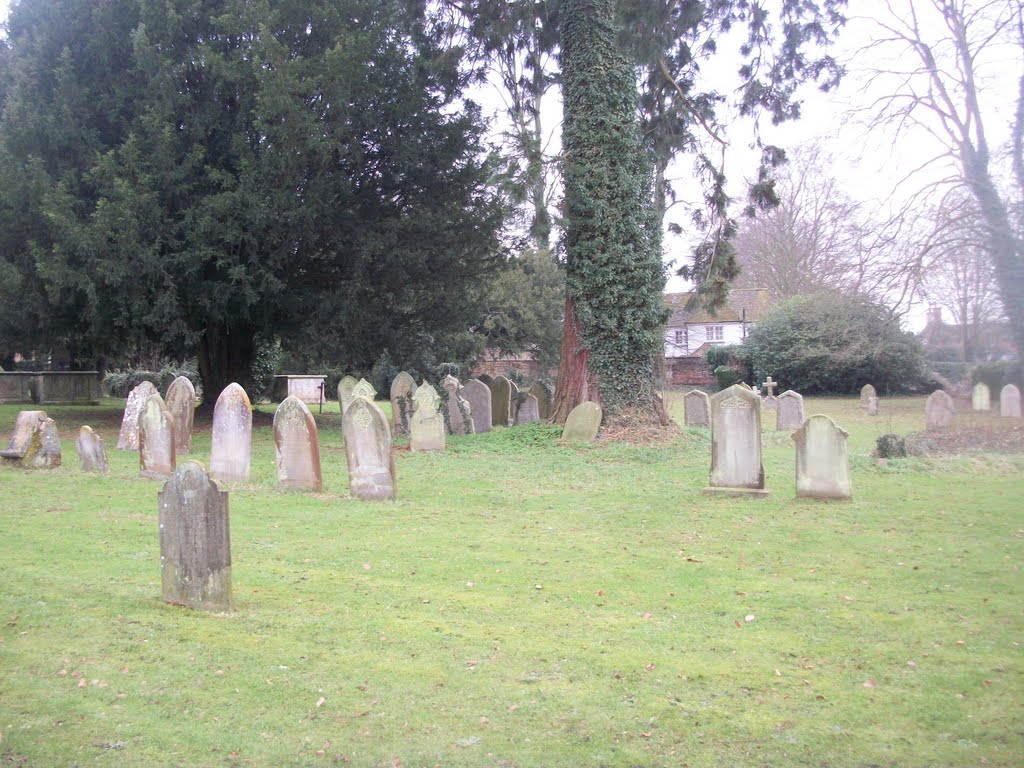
664 357 714 387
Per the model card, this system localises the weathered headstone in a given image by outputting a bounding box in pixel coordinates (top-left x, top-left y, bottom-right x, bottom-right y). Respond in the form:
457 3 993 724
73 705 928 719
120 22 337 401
793 414 852 499
139 394 176 479
117 380 158 450
683 390 710 427
1000 384 1022 418
165 376 196 453
75 426 108 473
410 382 446 452
705 384 767 496
352 378 377 403
209 383 253 483
441 375 474 435
762 395 779 411
462 379 492 434
514 393 540 425
925 390 955 429
971 382 991 411
867 396 879 416
342 397 396 500
490 375 513 427
273 396 322 491
477 373 493 386
2 411 61 468
776 390 805 431
529 381 554 421
32 418 62 469
337 375 358 415
738 382 753 391
158 462 232 611
1 410 47 460
389 371 417 436
562 401 602 442
860 384 876 408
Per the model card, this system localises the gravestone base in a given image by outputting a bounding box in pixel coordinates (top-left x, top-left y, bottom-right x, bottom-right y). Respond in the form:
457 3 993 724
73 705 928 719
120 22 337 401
702 486 770 498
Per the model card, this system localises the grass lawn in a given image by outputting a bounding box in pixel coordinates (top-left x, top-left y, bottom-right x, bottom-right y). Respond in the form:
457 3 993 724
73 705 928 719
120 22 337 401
1 394 1022 767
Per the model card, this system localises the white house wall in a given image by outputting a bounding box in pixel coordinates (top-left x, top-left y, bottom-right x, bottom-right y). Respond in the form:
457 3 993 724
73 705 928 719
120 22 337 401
663 322 749 357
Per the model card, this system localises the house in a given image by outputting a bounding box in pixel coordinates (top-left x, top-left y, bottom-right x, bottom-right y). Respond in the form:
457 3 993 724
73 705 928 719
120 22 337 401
662 288 772 386
919 306 1018 362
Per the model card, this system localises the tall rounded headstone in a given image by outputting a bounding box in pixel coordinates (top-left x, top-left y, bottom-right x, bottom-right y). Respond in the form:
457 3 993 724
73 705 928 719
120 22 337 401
273 396 322 491
389 371 417 436
343 397 396 500
462 379 492 434
793 414 852 499
165 376 196 453
337 375 358 415
775 390 805 431
1000 384 1021 418
925 390 955 429
859 384 876 408
706 384 767 496
971 382 991 411
139 393 176 479
410 382 446 452
683 390 710 427
489 376 512 427
118 380 158 450
562 401 602 442
209 383 253 483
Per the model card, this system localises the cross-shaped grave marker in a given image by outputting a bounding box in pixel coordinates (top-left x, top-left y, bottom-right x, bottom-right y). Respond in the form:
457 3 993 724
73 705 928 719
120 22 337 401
761 376 778 398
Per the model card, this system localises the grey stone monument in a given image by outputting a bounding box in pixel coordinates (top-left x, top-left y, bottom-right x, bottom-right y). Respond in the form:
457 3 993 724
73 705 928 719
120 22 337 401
389 371 417 436
117 380 158 450
562 401 602 442
2 410 47 462
139 394 176 479
209 383 253 483
793 414 852 499
514 393 540 425
75 425 108 473
342 397 396 500
1000 384 1021 418
441 374 474 435
165 376 196 453
529 381 553 421
860 384 876 408
705 384 767 496
410 382 446 452
683 390 710 427
462 379 492 434
775 390 805 431
925 390 955 429
273 396 322 491
489 375 513 427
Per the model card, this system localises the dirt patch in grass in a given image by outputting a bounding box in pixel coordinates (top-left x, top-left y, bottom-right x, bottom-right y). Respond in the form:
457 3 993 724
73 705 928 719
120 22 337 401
597 419 682 446
909 423 1024 454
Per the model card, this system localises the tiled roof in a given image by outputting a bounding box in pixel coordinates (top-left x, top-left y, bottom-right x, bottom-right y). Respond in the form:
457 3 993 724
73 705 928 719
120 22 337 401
664 288 771 326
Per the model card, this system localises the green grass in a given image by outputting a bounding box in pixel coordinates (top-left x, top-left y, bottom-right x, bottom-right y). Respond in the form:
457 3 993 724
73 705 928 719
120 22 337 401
1 396 1022 767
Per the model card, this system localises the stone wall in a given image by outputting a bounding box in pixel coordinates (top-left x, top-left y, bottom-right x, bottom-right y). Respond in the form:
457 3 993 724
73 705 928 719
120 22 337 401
0 372 100 404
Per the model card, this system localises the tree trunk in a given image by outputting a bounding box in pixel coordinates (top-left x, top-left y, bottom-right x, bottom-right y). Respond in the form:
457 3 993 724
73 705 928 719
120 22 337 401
549 296 597 423
197 324 258 407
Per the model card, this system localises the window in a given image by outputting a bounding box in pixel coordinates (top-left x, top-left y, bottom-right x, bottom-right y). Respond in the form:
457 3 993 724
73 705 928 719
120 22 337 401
673 330 684 345
707 325 724 342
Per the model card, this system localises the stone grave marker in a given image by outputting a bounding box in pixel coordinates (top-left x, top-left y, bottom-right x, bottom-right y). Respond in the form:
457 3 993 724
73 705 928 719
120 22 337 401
508 381 521 421
352 378 377 403
562 401 602 442
738 382 753 391
514 394 540 425
410 382 446 452
867 396 879 416
776 390 805 431
117 380 158 450
2 411 61 468
860 384 876 408
342 397 396 500
530 381 553 421
165 376 196 453
763 395 779 411
2 410 47 461
390 372 417 436
441 375 474 435
158 461 232 611
33 417 62 468
477 374 493 386
1001 384 1021 418
761 376 778 398
705 384 767 496
462 379 492 434
139 394 176 479
925 390 955 429
683 390 710 427
337 375 358 415
793 414 852 499
490 375 513 427
209 383 253 483
971 382 991 411
75 426 108 473
273 396 322 491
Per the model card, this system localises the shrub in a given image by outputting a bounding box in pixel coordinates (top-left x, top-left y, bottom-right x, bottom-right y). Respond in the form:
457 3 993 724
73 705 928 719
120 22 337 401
714 365 745 390
875 434 908 458
703 344 751 383
972 361 1023 392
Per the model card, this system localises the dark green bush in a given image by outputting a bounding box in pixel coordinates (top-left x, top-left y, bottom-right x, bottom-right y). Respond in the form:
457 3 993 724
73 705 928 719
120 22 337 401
714 365 745 390
875 434 908 458
103 365 200 398
972 361 1022 392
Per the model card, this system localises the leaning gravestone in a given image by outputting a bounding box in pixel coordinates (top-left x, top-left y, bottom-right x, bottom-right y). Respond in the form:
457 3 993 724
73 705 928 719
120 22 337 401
337 375 358 415
75 426 108 473
925 390 955 429
139 394 176 479
860 384 876 408
117 380 158 450
793 414 852 499
2 410 47 461
158 462 232 611
683 390 710 427
776 390 805 431
389 371 417 436
33 418 62 468
971 382 991 411
705 384 767 496
562 401 602 442
1001 384 1022 418
490 375 513 427
441 375 474 435
165 376 196 453
514 394 540 425
462 379 492 434
342 397 396 500
273 396 322 491
530 381 554 421
209 383 253 483
2 411 61 468
410 382 446 452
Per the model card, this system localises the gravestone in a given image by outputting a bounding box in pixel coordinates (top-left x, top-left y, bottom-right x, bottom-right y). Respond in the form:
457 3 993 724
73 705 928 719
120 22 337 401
529 381 554 421
352 378 377 403
342 397 396 500
508 381 521 421
514 394 540 425
760 376 778 398
867 396 879 416
337 375 358 415
139 394 176 479
117 380 158 450
2 410 47 460
462 379 492 434
971 382 991 411
410 382 446 452
793 414 852 499
762 395 779 411
490 375 513 427
705 384 767 496
924 390 955 429
477 374 493 386
158 462 232 611
776 390 805 431
441 375 474 435
683 390 710 427
860 384 876 408
165 376 196 453
1 411 61 468
738 382 753 391
1000 384 1021 418
209 383 253 483
390 371 417 436
273 396 322 491
75 426 108 473
562 401 602 442
32 418 62 469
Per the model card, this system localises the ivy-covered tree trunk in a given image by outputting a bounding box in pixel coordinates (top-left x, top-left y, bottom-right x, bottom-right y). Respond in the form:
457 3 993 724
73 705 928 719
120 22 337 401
197 324 257 406
555 0 668 425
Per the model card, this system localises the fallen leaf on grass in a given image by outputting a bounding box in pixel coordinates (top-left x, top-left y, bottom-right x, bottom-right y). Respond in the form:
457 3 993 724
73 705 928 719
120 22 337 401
456 736 481 748
78 679 86 688
863 679 875 688
642 612 653 620
745 614 755 623
645 663 656 671
315 697 326 708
